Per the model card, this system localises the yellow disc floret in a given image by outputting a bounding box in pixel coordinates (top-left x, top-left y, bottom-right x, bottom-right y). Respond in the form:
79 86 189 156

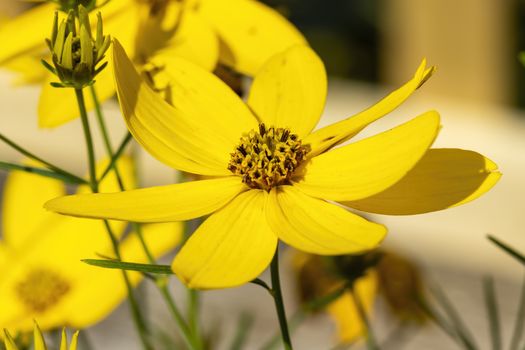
15 268 71 313
228 123 310 191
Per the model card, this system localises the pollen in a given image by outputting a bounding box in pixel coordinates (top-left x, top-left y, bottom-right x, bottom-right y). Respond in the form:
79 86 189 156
228 123 310 191
15 268 71 313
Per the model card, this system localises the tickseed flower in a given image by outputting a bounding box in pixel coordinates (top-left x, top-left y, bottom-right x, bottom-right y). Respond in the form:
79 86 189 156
294 250 426 344
44 5 110 88
45 40 501 289
0 158 182 331
4 322 78 350
0 0 305 127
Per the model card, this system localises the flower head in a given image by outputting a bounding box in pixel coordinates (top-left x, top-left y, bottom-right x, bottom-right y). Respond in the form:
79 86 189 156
44 5 110 88
0 158 182 331
0 0 305 127
45 40 500 289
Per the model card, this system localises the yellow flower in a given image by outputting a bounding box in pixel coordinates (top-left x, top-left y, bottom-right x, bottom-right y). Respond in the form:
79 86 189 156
0 0 305 128
45 40 500 289
293 251 426 344
0 158 182 331
293 251 377 344
4 322 78 350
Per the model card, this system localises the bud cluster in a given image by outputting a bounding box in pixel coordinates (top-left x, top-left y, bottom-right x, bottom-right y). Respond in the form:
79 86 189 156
50 0 98 12
44 5 110 88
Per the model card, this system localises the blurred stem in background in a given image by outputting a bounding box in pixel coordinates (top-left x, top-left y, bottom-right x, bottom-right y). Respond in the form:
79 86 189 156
90 85 202 350
75 86 153 350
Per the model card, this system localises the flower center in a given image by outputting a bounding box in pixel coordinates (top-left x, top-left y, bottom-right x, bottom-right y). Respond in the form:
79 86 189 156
228 123 310 191
15 268 71 313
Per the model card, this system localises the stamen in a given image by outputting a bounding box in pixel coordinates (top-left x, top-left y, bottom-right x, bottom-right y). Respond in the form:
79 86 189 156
228 123 310 191
15 268 71 313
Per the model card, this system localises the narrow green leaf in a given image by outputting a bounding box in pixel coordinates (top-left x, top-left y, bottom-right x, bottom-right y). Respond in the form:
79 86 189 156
510 274 525 350
519 52 525 67
98 132 133 182
41 59 57 74
82 259 174 275
229 313 254 350
430 283 478 350
487 235 525 266
483 276 501 350
0 161 86 184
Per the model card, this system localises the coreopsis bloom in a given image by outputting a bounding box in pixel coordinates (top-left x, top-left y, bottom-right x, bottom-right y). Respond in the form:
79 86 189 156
0 0 305 127
4 322 78 350
45 40 501 289
294 251 426 344
0 159 182 331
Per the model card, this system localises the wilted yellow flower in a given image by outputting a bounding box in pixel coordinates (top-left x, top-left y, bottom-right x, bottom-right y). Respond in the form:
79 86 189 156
0 0 305 127
45 40 500 289
0 158 182 331
4 322 78 350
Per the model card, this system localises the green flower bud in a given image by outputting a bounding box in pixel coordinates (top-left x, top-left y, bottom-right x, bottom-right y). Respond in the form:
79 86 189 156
49 0 98 13
44 5 110 89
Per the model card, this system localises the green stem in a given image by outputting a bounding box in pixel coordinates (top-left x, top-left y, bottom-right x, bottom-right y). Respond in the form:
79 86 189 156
103 221 153 350
188 288 203 349
89 86 197 349
74 89 98 192
510 274 525 350
75 87 152 350
349 284 378 350
89 85 125 189
270 246 293 350
0 132 86 184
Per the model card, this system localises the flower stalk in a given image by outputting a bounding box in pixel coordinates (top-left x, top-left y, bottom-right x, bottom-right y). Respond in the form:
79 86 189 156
270 246 293 350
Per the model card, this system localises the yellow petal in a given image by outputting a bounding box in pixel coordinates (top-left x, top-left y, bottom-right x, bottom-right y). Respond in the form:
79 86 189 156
46 177 246 222
113 39 257 176
294 111 441 201
3 329 18 350
247 45 326 137
266 186 386 255
196 0 306 75
327 272 377 343
33 322 46 350
172 189 277 289
0 3 54 64
305 60 435 157
65 222 182 327
343 149 501 215
69 331 79 350
3 54 48 85
2 161 65 249
60 329 67 350
38 63 115 128
145 8 219 72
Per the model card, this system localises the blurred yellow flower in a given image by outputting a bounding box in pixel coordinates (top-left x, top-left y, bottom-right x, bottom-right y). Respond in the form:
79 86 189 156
0 0 305 127
293 251 427 344
4 322 78 350
45 40 500 289
0 158 182 331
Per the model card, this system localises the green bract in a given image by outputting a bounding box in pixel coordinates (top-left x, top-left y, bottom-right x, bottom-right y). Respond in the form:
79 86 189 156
44 5 110 88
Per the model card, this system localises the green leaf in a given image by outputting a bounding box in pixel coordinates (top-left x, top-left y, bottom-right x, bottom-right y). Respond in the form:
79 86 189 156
82 259 174 275
0 161 86 185
487 235 525 266
483 276 501 350
98 132 133 182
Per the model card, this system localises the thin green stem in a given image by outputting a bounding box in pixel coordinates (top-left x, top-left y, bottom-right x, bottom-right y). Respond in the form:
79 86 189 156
349 284 379 350
90 85 125 189
103 221 153 350
510 274 525 350
0 161 87 184
75 87 151 350
483 277 501 350
270 246 293 350
0 132 86 184
74 88 98 192
188 289 203 349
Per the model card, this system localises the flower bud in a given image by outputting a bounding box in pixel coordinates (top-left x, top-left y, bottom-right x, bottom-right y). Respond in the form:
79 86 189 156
44 5 110 88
